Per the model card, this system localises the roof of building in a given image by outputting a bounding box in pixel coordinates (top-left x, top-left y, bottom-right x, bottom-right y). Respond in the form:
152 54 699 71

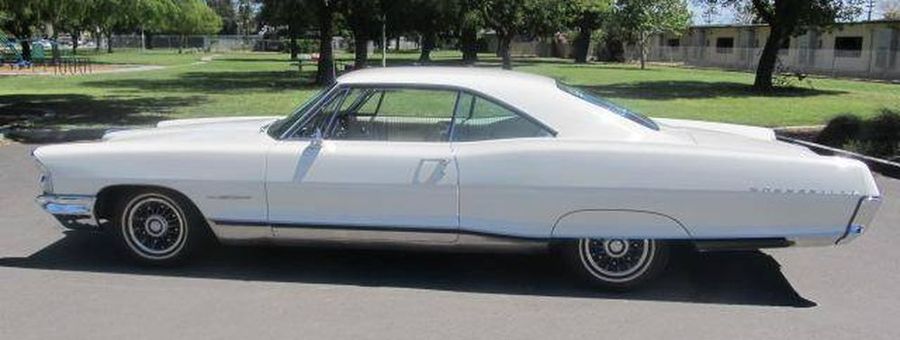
689 19 900 30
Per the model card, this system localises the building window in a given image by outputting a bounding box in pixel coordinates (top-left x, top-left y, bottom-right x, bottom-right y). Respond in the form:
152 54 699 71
834 36 863 58
716 37 734 53
667 39 680 47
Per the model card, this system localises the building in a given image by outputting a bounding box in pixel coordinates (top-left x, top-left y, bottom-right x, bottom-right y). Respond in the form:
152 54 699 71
640 20 900 80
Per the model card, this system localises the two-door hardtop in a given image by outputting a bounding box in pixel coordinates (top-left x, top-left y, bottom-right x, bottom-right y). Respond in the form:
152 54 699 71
33 67 881 289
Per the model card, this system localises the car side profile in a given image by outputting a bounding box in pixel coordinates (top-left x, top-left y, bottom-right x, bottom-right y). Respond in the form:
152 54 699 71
33 67 881 289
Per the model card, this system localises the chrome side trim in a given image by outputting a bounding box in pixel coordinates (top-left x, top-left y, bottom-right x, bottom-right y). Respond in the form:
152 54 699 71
836 196 882 245
206 219 272 244
208 220 547 252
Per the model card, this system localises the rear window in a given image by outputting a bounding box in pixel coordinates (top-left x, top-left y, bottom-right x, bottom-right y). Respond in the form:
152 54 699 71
557 83 659 131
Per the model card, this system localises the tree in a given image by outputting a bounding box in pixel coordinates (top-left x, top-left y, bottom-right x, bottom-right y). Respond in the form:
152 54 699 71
340 0 382 67
567 0 613 63
882 0 900 19
312 0 339 85
479 0 568 69
167 0 223 53
0 0 42 61
258 0 310 60
699 0 864 91
458 0 482 64
209 0 238 34
611 0 690 70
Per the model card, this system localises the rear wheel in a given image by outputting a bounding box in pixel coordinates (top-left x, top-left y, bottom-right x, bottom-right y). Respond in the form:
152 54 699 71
561 238 669 290
112 190 204 266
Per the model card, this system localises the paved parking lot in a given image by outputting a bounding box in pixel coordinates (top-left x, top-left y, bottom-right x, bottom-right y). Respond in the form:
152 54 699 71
1 142 898 339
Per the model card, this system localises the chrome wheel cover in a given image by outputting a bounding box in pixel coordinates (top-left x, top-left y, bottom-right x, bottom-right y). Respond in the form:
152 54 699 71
122 194 188 260
578 238 655 283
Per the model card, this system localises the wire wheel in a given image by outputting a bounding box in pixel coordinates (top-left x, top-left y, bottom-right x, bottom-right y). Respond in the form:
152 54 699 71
121 193 189 260
577 238 657 284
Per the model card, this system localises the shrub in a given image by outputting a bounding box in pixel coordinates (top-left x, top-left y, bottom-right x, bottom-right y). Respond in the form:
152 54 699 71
819 110 900 159
816 114 863 148
859 110 900 158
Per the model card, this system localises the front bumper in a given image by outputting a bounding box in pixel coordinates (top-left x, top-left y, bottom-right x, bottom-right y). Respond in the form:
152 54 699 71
35 195 100 230
836 196 882 245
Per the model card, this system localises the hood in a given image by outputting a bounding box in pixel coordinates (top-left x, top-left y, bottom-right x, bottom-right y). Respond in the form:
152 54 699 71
102 116 281 143
654 118 816 157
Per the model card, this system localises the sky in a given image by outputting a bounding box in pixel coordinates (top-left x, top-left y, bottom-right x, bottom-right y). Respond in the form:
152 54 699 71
688 0 897 25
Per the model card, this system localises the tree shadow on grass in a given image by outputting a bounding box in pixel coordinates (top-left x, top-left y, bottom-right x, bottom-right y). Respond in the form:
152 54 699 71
84 70 318 94
0 94 205 129
581 80 846 101
0 231 815 307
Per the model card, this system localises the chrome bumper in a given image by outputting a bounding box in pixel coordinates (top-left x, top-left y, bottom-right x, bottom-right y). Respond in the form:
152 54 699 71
35 195 100 230
836 196 882 245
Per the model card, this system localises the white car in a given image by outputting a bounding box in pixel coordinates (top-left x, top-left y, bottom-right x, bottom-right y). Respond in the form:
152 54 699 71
33 67 881 289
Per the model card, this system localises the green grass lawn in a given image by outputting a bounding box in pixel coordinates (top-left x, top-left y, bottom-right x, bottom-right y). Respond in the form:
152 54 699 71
2 48 899 130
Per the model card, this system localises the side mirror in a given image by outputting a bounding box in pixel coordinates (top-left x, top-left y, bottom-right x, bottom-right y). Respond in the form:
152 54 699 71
310 128 324 148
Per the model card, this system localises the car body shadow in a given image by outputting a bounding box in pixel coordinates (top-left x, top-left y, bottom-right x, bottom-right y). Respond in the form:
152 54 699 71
0 231 815 308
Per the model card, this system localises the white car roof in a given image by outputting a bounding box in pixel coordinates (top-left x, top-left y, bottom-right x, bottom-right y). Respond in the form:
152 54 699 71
336 67 651 140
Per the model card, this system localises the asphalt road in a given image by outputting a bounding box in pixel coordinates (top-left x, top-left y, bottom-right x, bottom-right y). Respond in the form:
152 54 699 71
1 142 898 339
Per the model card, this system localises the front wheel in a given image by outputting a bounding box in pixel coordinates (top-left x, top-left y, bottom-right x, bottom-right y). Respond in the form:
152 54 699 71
561 238 669 290
112 190 204 266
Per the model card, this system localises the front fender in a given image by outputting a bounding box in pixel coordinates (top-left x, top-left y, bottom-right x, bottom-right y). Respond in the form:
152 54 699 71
551 209 693 239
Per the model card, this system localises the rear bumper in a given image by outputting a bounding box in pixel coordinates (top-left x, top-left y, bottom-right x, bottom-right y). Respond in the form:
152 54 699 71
836 196 882 245
35 195 100 230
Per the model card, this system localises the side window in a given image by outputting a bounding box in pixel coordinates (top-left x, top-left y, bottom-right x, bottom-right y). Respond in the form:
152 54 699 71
330 87 457 142
451 94 551 142
294 88 348 138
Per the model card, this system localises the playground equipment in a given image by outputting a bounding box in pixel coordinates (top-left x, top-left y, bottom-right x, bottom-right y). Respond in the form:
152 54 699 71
1 30 93 75
1 30 32 69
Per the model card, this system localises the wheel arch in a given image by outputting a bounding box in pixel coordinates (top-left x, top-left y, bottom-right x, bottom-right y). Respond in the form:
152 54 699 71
94 184 207 225
551 209 694 240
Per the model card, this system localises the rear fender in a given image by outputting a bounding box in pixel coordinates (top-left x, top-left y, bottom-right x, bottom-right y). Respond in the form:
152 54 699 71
551 209 693 239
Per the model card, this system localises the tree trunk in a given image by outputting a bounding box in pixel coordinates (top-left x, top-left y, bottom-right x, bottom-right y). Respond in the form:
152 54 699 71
20 41 32 62
418 31 435 63
394 36 400 52
573 26 591 63
353 31 368 68
106 32 113 53
638 31 646 70
460 25 478 64
315 5 336 85
290 34 299 60
499 34 513 70
52 32 61 63
72 31 80 55
95 31 101 51
145 32 154 49
179 35 185 54
753 26 786 91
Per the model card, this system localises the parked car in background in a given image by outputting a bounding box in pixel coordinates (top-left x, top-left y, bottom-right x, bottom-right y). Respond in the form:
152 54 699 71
33 68 881 289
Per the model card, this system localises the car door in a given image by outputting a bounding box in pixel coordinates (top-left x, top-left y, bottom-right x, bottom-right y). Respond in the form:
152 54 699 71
266 86 460 243
449 92 555 238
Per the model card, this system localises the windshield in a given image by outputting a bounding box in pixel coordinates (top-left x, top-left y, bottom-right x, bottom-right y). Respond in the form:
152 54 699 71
557 82 659 131
267 86 332 138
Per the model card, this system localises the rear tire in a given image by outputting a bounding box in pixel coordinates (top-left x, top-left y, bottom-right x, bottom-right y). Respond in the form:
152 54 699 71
111 189 204 266
561 238 669 290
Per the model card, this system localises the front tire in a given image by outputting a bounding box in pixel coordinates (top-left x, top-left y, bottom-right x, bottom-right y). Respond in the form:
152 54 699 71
561 238 669 290
112 190 203 266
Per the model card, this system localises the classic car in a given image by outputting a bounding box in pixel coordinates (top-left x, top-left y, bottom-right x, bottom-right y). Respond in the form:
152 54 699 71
33 67 881 289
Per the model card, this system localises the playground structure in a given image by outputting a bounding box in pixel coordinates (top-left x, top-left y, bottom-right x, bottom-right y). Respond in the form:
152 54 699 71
1 31 93 75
